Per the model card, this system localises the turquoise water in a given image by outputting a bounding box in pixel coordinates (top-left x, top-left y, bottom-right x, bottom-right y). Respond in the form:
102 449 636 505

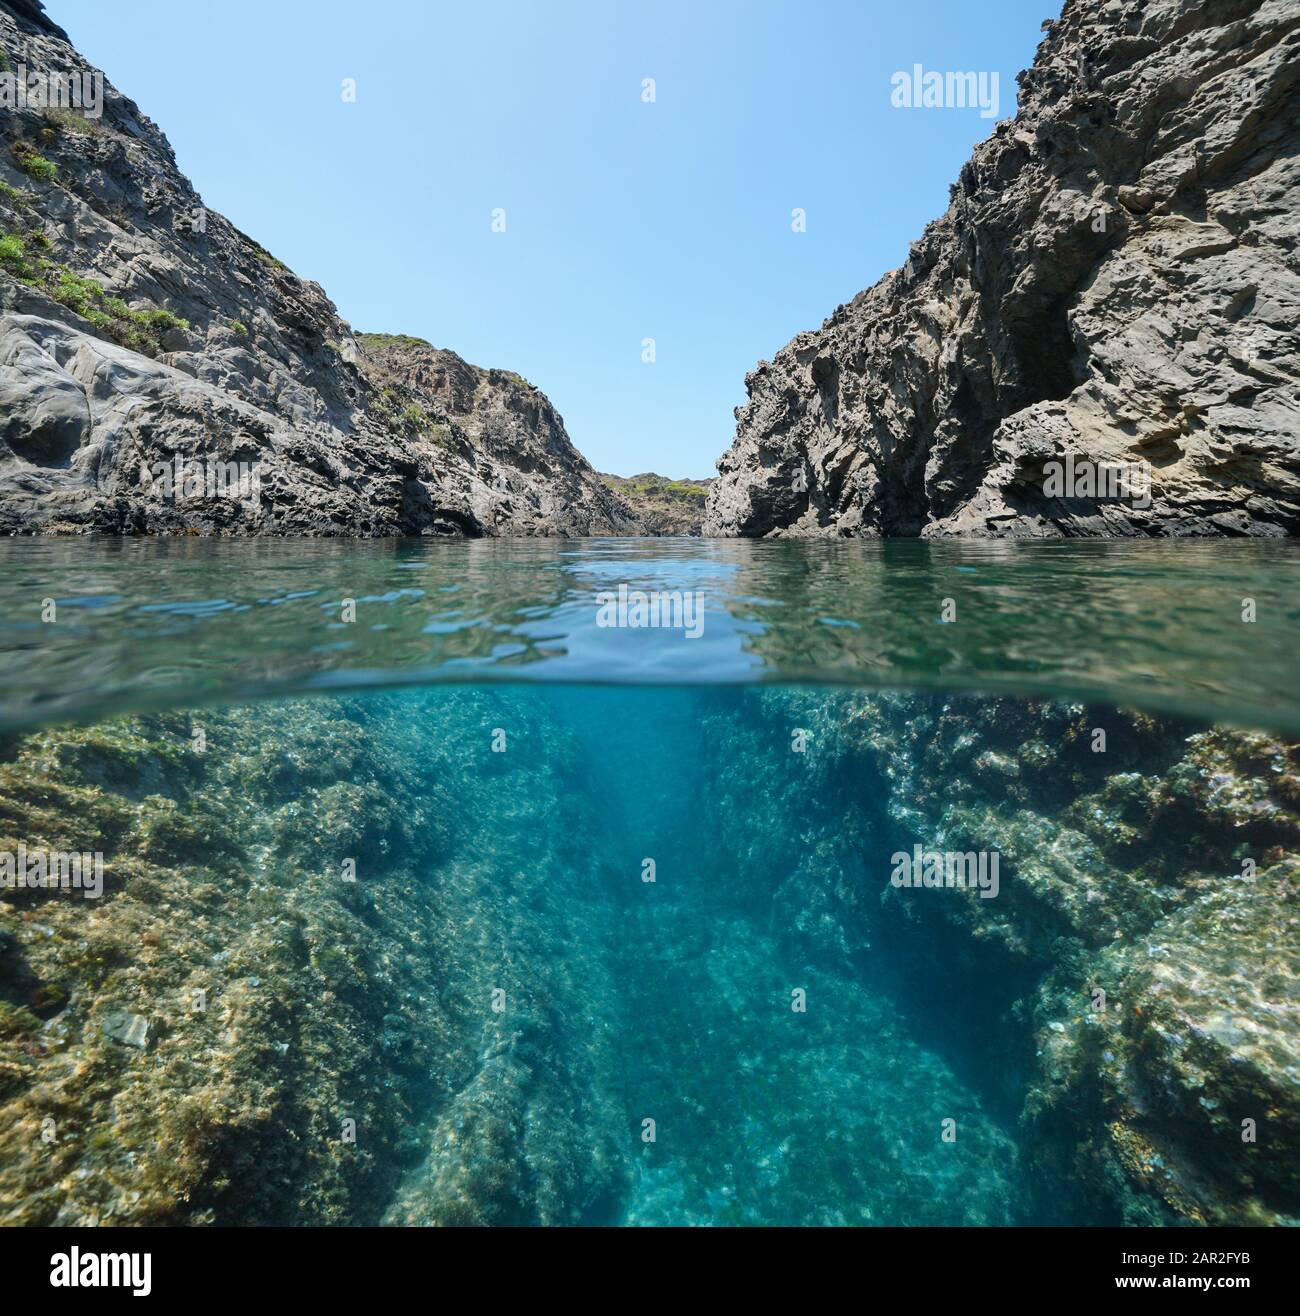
0 539 1296 1227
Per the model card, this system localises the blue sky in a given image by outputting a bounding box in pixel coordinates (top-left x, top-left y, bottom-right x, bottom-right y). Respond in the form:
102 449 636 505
55 0 1051 477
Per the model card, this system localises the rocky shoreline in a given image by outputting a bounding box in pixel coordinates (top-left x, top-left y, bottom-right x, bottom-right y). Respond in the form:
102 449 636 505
705 0 1300 538
3 0 1295 540
0 1 638 537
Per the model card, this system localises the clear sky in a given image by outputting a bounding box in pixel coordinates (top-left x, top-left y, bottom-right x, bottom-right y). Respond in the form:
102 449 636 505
53 0 1052 477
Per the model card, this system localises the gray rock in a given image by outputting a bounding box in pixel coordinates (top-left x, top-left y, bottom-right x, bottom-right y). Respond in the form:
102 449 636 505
100 1009 148 1049
0 317 90 464
705 0 1300 538
0 1 638 537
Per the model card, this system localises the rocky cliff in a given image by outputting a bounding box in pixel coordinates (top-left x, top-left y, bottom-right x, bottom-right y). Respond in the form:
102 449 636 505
0 1 636 536
705 0 1300 538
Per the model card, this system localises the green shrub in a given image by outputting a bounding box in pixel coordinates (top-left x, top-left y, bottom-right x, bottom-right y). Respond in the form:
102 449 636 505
0 233 30 276
10 144 57 183
43 107 103 137
140 306 187 335
250 240 286 271
44 266 190 355
356 331 430 350
0 178 31 209
399 402 429 432
52 268 101 316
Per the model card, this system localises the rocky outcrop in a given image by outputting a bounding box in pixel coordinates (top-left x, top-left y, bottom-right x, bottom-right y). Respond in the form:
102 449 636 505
0 2 636 536
597 472 713 535
706 0 1300 538
695 690 1300 1224
356 334 637 537
0 692 630 1225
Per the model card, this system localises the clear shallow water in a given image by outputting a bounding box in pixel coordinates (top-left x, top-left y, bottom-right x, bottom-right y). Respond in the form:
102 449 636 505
0 537 1296 731
0 539 1296 1227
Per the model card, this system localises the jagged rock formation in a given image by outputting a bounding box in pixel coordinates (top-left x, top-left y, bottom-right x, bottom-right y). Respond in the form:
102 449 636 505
696 690 1300 1225
355 334 637 537
706 0 1300 538
0 1 635 536
597 472 713 535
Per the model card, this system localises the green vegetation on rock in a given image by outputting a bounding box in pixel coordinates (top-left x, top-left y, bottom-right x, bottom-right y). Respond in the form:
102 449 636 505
0 228 189 358
8 142 58 184
599 472 714 536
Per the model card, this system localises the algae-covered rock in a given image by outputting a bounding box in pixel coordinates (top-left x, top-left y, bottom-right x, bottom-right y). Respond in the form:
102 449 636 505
692 689 1299 1224
1 685 1294 1226
0 691 629 1226
99 1010 149 1050
1027 860 1299 1225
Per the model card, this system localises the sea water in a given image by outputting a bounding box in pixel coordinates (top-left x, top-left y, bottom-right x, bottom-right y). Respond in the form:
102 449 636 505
0 539 1296 1227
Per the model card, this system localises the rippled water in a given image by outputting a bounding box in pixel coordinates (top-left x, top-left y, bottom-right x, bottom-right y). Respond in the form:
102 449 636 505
0 538 1295 1227
0 537 1296 730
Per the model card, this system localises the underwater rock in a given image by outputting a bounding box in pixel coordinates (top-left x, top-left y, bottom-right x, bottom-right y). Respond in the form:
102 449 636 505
100 1009 148 1049
692 689 1299 1223
0 686 1294 1226
0 694 630 1224
1026 859 1300 1225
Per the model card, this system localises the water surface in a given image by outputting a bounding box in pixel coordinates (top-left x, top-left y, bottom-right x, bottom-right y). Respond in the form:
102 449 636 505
0 537 1295 731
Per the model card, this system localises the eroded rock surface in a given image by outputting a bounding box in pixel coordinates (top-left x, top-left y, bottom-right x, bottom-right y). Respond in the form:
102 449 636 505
0 2 635 536
705 0 1300 538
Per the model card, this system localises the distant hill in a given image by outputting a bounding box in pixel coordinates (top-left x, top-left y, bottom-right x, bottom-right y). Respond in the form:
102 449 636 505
598 472 714 536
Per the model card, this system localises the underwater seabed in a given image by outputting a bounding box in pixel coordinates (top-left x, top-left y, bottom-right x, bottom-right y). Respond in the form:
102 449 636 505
0 684 1296 1227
